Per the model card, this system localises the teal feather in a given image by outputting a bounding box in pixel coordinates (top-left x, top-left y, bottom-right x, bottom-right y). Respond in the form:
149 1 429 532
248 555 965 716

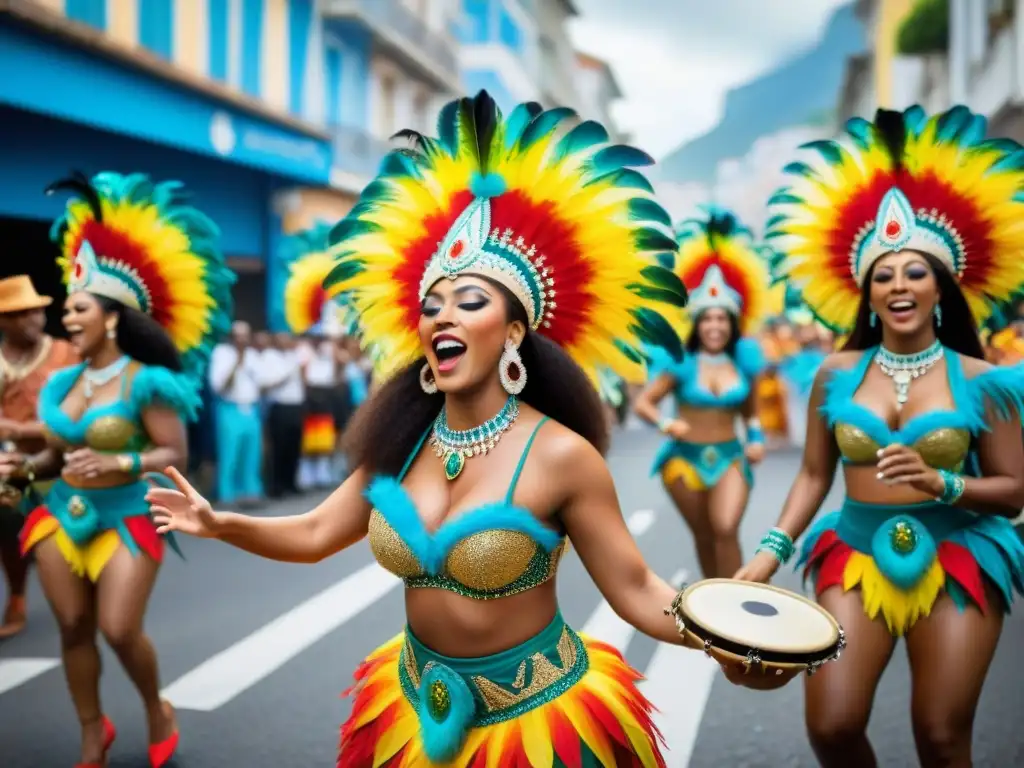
633 227 678 252
903 105 927 135
583 168 654 192
518 107 577 150
783 161 819 180
654 251 675 270
767 189 803 206
325 258 365 287
469 171 507 199
630 307 684 362
764 214 787 231
378 152 420 179
845 117 874 150
639 265 688 305
502 102 542 150
436 100 459 154
554 120 609 162
328 218 382 247
416 663 476 762
964 363 1024 425
591 145 655 175
614 340 645 365
798 139 845 166
627 198 672 228
131 366 202 423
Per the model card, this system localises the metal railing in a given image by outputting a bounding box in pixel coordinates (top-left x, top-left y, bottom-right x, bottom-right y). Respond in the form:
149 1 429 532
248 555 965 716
326 0 458 85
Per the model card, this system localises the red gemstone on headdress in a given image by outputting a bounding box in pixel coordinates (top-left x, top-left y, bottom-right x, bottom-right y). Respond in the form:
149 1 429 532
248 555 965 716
448 240 465 260
709 285 718 297
73 261 83 280
884 220 901 238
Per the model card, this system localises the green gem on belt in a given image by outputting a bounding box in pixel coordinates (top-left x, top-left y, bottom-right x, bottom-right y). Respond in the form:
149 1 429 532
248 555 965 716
427 679 451 722
890 520 917 554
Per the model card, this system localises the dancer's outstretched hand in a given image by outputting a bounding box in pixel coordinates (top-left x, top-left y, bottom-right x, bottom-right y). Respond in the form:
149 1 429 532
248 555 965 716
146 467 220 539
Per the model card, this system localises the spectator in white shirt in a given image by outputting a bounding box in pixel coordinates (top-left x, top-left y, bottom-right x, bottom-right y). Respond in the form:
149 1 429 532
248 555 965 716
261 333 305 497
208 321 264 506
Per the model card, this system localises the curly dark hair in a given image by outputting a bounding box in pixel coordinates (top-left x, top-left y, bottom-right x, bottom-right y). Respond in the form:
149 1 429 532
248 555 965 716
685 309 740 357
342 281 608 477
841 252 985 360
94 295 183 371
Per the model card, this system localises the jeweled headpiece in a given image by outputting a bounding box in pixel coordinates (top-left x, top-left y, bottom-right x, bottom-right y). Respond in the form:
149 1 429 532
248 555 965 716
325 90 686 384
673 207 771 334
47 171 235 377
766 105 1024 332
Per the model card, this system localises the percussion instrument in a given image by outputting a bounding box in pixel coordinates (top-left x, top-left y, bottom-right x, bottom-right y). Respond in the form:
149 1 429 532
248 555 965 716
665 579 845 682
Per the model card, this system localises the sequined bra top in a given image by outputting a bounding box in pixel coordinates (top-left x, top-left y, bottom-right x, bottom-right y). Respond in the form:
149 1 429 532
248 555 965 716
648 337 766 411
820 347 1024 472
366 417 567 600
39 361 200 453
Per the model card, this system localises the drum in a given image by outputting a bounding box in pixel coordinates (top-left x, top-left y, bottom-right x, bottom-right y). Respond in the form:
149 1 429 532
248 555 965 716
665 579 845 682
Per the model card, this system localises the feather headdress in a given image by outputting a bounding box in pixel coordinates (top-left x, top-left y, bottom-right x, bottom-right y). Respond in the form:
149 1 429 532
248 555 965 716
47 171 234 378
281 222 336 335
671 207 772 336
324 90 686 384
766 105 1024 332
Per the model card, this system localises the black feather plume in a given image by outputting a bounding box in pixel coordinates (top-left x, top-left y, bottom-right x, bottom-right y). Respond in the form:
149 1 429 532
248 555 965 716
471 91 498 173
874 109 907 171
45 171 103 222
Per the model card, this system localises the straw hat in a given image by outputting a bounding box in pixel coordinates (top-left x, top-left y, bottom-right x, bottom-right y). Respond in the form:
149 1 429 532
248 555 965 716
0 276 52 314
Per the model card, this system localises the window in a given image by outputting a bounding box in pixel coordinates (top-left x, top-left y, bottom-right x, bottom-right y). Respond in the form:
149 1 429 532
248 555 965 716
413 89 430 133
379 74 397 136
461 0 489 42
499 6 522 54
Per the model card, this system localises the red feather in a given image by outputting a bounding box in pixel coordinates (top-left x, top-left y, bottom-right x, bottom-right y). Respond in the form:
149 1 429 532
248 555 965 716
578 689 630 748
17 506 54 554
810 537 854 596
938 540 988 611
549 708 583 768
123 515 165 562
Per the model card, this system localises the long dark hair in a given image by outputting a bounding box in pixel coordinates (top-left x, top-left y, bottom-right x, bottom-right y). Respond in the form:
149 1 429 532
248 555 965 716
94 295 183 371
686 309 740 356
841 252 985 359
342 282 609 477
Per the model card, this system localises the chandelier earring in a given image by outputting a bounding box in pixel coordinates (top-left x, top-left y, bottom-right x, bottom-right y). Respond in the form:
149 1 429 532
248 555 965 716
499 339 526 395
869 310 878 328
419 362 438 394
933 304 943 327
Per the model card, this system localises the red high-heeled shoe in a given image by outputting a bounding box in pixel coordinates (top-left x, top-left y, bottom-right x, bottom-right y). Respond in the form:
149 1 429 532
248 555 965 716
148 701 179 768
74 715 116 768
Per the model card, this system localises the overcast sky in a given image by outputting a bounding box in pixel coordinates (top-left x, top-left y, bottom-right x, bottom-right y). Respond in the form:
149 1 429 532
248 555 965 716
568 0 852 157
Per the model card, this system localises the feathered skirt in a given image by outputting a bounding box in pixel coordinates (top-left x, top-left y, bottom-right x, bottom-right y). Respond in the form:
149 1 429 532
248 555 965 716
651 438 752 492
338 612 666 767
19 479 177 581
798 498 1024 636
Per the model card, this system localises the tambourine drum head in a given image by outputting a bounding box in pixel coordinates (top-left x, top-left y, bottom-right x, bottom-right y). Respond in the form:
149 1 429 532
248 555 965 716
683 580 838 655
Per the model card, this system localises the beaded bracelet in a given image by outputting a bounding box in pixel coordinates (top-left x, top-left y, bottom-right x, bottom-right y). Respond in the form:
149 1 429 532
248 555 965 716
755 527 795 565
937 469 966 505
746 423 765 445
117 453 143 475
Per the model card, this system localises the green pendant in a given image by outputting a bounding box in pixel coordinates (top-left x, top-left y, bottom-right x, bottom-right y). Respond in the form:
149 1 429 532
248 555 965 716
444 451 466 481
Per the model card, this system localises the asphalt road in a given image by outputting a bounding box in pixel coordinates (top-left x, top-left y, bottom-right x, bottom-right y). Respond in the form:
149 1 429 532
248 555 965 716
1 423 1022 767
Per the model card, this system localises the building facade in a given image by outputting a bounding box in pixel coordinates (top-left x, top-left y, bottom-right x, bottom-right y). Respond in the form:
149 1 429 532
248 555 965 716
0 0 461 332
457 0 542 110
573 52 624 141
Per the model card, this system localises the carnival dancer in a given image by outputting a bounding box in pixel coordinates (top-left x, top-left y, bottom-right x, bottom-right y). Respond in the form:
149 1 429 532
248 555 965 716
634 208 770 579
279 222 343 490
777 317 828 450
146 91 774 767
736 106 1024 768
0 274 78 638
0 171 233 768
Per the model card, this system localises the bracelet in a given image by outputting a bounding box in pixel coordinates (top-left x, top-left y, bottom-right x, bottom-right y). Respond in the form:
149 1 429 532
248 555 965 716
657 417 673 433
755 527 795 565
117 453 143 475
936 469 966 505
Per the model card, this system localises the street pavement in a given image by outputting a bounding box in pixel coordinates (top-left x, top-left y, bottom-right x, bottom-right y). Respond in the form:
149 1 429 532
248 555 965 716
1 423 1022 767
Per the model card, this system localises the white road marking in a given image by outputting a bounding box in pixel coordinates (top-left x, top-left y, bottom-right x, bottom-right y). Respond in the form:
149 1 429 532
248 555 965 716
627 508 656 536
0 658 60 696
161 563 401 711
642 568 715 768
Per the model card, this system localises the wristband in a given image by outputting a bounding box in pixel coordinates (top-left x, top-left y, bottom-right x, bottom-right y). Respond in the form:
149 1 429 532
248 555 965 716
755 527 795 565
936 469 965 505
657 417 673 433
117 453 143 475
746 418 764 445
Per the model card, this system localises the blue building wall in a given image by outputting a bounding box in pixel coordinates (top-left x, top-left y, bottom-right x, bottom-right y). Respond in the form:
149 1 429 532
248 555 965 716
324 21 373 130
457 0 534 109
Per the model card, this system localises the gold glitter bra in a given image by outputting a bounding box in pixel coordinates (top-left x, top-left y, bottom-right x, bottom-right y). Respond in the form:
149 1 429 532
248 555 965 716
366 418 567 600
834 421 970 471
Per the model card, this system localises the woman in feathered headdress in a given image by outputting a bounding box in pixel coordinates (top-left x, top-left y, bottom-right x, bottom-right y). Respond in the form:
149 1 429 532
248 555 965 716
0 172 233 767
280 222 346 490
736 105 1024 766
633 207 771 579
146 90 770 765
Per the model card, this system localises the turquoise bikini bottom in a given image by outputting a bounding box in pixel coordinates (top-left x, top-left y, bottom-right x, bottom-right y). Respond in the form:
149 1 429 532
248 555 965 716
650 438 753 490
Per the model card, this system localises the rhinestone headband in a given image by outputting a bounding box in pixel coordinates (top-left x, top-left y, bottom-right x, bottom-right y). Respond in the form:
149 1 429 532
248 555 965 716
686 264 742 317
417 197 556 330
849 187 965 285
69 240 146 311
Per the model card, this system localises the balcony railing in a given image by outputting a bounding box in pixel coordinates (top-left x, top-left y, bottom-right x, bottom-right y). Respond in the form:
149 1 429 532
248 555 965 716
324 0 459 91
330 124 392 180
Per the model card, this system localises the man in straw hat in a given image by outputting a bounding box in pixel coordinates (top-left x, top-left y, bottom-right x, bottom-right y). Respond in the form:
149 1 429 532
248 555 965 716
0 275 77 638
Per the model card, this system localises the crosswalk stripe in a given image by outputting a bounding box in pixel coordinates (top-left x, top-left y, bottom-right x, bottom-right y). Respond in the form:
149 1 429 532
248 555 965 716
161 562 401 712
0 658 60 696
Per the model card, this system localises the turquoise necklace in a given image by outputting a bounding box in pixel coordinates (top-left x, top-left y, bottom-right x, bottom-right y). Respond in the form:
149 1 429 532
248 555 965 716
430 396 520 481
